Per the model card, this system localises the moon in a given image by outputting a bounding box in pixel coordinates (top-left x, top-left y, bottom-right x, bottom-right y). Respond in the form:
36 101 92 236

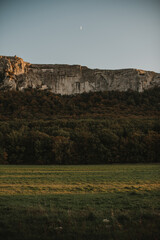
80 26 83 30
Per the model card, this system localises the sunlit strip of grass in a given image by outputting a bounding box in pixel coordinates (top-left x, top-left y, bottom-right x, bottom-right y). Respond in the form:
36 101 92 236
1 183 160 195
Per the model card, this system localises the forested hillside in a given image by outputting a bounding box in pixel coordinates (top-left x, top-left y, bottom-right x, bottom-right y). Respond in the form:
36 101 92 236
0 88 159 164
0 88 160 119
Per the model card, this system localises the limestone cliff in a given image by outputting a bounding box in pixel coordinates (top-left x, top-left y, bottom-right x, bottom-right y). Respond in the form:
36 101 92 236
0 55 160 94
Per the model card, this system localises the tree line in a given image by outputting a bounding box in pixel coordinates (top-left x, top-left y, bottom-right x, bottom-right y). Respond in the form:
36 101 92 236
0 118 159 164
0 88 159 164
0 87 159 120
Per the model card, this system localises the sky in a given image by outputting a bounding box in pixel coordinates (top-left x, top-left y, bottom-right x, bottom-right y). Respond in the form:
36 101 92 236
0 0 160 72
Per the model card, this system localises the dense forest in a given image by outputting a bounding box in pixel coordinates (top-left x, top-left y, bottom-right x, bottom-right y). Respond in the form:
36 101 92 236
0 88 160 164
0 87 160 120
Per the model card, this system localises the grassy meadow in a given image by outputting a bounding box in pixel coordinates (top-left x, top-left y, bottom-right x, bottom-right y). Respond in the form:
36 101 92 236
0 164 160 240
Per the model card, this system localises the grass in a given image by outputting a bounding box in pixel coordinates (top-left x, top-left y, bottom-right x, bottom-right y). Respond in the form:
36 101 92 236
0 164 160 240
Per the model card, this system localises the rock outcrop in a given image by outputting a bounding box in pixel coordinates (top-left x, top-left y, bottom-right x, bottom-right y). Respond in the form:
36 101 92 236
0 55 160 94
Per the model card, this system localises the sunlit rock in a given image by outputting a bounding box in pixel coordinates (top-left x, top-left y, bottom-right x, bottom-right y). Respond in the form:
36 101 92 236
0 56 160 94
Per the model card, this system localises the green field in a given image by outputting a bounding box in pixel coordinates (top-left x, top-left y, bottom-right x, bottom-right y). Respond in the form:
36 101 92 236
0 164 160 240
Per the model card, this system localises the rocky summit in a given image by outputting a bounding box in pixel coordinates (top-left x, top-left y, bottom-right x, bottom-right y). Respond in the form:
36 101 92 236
0 55 160 94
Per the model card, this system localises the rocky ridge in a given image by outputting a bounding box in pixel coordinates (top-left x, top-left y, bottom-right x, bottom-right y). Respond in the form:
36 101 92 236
0 55 160 94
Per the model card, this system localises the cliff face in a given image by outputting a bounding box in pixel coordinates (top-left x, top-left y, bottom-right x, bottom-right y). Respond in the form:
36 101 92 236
0 56 160 94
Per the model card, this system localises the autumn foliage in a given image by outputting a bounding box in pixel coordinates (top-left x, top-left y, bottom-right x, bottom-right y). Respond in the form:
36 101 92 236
0 88 159 164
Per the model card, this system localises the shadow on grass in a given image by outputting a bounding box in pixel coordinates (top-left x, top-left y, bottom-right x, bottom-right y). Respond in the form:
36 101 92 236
0 191 160 240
